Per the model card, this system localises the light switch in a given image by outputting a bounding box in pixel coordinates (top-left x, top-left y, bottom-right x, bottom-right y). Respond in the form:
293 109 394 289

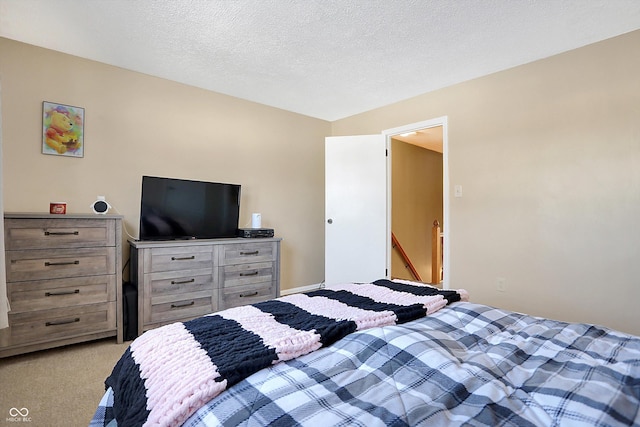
454 185 463 197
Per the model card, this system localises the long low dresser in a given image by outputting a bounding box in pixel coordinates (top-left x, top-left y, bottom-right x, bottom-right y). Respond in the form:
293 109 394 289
129 237 281 336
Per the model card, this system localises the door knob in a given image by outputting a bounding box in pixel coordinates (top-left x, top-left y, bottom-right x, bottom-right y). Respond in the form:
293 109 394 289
327 219 333 224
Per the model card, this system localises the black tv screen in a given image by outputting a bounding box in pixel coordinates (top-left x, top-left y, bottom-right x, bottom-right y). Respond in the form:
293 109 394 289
139 176 241 241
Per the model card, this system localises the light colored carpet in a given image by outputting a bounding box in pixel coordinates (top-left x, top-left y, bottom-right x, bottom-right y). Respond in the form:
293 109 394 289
0 338 130 427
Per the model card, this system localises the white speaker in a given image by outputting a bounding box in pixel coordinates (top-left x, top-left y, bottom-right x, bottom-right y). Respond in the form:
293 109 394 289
90 196 111 214
251 213 262 228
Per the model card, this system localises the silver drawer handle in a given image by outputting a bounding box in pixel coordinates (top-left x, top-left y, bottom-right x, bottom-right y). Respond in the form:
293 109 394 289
171 278 195 285
44 231 79 236
45 289 80 297
45 260 80 267
171 256 195 261
240 291 259 298
171 301 195 309
240 251 259 256
240 271 259 277
46 318 80 326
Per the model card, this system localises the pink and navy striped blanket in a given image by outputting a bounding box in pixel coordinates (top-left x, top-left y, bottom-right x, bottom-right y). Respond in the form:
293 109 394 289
105 279 469 426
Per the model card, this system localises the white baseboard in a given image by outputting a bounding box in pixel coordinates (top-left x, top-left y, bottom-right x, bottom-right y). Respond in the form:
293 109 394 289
280 282 324 296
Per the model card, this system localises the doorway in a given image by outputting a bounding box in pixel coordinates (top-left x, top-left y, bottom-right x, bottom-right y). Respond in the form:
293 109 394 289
383 117 448 288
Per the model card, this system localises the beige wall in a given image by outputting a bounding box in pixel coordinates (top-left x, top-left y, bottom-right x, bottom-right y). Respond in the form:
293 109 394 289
391 139 442 282
0 37 329 292
334 30 640 336
2 30 640 336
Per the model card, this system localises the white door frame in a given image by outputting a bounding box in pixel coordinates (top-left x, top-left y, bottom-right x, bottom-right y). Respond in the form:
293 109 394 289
382 116 450 289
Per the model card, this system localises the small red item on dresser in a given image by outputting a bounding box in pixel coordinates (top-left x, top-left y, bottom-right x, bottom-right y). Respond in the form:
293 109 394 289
49 202 67 214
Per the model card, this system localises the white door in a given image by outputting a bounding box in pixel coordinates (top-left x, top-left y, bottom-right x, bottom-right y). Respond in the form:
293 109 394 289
325 135 387 285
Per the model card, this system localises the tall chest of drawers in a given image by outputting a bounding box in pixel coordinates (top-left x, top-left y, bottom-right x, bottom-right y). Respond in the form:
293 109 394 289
130 237 281 335
1 213 123 358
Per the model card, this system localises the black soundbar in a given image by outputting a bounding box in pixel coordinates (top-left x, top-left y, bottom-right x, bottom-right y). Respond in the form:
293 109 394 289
238 228 274 238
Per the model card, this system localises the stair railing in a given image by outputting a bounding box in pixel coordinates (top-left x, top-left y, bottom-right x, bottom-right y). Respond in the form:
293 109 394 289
431 220 443 284
391 232 422 281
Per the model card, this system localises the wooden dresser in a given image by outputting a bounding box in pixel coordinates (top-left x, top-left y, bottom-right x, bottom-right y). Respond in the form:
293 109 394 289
130 237 281 335
1 213 123 358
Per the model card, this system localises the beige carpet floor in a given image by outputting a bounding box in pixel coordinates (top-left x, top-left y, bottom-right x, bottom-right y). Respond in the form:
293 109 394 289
0 338 130 427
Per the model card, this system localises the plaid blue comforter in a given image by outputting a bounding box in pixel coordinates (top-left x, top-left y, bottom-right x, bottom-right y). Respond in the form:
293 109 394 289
92 302 640 426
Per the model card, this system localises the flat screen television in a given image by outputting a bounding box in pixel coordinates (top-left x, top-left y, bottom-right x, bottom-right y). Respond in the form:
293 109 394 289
139 175 241 241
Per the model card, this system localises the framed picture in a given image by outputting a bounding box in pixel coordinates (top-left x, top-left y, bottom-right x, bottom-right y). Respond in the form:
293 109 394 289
42 101 84 157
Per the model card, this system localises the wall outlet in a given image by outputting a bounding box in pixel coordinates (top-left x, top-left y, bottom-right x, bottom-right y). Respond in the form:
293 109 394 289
496 277 506 292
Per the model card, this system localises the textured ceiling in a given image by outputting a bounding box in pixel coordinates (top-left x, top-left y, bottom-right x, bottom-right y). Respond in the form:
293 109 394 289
1 0 639 121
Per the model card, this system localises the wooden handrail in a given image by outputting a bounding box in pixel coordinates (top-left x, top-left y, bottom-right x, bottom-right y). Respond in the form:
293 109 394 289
391 232 422 281
431 220 442 284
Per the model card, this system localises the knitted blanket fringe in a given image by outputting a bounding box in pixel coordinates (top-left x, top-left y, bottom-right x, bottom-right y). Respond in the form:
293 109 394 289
105 279 469 426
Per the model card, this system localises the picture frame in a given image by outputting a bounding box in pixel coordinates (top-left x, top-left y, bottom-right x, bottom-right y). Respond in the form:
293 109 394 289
42 101 85 157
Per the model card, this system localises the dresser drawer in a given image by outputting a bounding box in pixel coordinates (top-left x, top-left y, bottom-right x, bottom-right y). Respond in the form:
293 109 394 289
221 262 274 288
219 282 276 310
4 218 115 250
8 275 116 312
220 242 277 265
6 247 116 282
145 269 216 325
6 302 116 346
148 269 214 300
147 246 213 273
149 296 215 325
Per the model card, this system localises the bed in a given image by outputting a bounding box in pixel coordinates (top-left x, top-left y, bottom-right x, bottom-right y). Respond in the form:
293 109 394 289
90 279 640 427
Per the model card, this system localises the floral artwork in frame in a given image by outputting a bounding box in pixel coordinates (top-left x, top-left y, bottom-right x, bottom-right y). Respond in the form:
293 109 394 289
42 101 84 157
